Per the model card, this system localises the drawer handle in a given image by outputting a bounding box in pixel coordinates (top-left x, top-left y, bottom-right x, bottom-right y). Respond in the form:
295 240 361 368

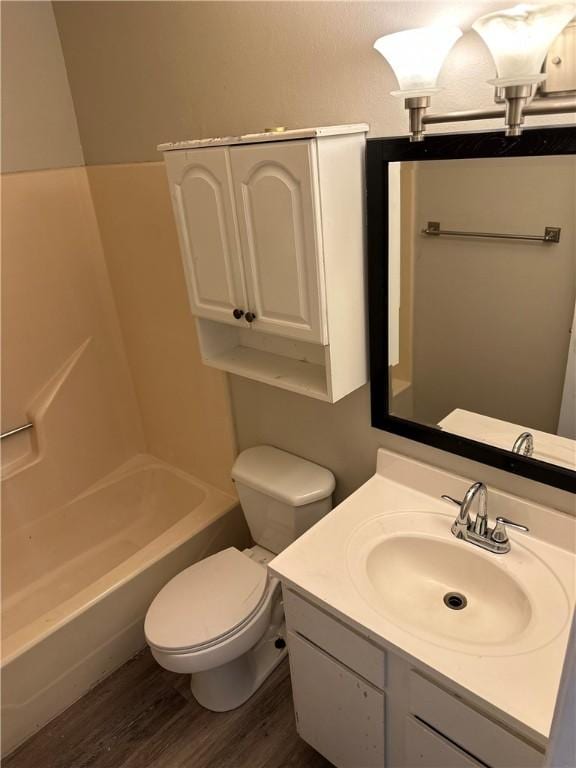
232 308 244 320
245 311 257 323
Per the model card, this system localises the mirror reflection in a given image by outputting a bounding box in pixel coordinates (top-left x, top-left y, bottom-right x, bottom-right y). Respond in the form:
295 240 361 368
388 155 576 470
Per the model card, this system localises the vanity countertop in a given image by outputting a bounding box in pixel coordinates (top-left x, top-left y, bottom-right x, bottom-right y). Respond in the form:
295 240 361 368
269 448 576 745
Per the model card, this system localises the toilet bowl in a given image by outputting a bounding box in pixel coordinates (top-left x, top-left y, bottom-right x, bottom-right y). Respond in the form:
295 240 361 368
145 546 286 711
145 446 334 712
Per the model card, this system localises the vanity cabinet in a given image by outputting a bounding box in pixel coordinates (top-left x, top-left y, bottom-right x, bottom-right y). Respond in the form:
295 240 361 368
161 125 368 402
288 632 385 768
404 717 484 768
283 587 545 768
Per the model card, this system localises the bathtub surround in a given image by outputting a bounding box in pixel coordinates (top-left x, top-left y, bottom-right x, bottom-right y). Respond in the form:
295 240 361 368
86 163 237 492
1 167 144 517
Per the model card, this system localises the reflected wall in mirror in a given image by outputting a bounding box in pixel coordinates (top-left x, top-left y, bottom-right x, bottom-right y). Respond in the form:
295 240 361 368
367 127 576 492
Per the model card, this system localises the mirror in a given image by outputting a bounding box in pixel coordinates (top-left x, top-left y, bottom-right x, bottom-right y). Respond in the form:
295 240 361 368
367 127 576 492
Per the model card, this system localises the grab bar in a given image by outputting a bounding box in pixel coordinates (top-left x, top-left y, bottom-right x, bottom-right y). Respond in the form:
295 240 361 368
422 221 561 244
1 422 34 441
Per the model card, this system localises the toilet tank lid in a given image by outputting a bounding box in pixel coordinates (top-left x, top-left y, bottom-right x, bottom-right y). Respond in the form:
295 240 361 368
232 446 335 507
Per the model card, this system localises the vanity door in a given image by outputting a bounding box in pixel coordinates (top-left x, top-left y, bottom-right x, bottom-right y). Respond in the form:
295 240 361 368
164 148 248 326
287 631 385 768
229 141 327 343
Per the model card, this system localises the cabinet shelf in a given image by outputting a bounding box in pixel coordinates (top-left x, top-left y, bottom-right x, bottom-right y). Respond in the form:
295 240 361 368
207 345 329 400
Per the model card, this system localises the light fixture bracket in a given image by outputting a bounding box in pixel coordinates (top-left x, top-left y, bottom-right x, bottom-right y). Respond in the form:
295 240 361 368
404 96 431 142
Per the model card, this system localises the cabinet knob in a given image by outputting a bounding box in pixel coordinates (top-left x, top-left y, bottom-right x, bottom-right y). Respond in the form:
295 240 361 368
245 312 257 323
232 308 244 320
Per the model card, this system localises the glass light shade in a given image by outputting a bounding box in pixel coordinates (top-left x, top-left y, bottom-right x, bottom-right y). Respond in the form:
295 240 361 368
473 3 576 86
373 26 463 97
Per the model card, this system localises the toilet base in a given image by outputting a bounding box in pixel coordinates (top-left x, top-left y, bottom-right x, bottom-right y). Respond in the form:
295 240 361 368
190 619 287 712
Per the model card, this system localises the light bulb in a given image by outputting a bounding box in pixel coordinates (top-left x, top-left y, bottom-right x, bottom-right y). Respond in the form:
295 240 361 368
473 3 576 86
373 26 463 97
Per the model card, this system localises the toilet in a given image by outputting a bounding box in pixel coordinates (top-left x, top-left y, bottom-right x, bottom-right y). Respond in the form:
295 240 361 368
144 446 335 712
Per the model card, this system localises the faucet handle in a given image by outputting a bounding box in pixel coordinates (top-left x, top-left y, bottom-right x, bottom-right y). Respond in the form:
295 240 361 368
441 494 471 532
441 495 463 507
491 516 530 544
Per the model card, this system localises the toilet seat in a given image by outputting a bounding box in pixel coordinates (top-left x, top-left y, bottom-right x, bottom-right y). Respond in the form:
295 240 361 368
145 547 269 654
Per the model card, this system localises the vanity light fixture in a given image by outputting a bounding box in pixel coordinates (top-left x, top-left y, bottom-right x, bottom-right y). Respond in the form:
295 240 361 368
374 3 576 141
373 26 463 141
474 3 576 135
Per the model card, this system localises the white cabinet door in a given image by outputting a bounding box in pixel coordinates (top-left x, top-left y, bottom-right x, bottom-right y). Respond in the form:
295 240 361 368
230 141 327 343
405 717 485 768
287 631 385 768
165 148 247 325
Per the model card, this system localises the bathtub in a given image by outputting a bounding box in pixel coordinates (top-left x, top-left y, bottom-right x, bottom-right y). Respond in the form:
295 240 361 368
1 454 248 756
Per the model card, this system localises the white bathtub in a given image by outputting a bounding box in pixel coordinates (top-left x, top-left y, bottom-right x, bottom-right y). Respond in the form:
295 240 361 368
1 454 248 756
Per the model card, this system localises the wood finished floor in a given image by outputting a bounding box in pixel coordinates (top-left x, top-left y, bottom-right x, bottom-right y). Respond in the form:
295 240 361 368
5 650 332 768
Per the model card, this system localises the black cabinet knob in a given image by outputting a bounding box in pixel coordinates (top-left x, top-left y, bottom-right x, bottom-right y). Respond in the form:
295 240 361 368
232 308 244 320
245 312 256 323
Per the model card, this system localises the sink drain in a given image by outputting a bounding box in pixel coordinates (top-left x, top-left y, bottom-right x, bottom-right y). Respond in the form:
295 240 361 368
443 592 467 610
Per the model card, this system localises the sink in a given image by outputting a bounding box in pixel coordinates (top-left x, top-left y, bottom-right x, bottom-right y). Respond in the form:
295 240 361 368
346 511 570 656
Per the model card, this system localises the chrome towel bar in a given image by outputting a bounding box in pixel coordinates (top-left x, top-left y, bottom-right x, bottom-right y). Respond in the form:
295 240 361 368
422 221 561 244
1 422 34 441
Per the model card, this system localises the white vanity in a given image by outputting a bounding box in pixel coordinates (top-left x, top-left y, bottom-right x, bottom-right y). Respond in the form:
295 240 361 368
269 450 575 768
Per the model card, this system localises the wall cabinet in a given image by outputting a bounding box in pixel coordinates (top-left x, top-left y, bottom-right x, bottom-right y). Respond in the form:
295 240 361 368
283 587 546 768
161 125 368 402
168 147 247 324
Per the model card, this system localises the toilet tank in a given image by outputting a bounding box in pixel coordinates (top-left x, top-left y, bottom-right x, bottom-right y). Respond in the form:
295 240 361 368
231 446 335 554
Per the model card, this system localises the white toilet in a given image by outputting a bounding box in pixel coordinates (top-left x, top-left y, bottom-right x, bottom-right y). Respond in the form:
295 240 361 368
144 446 335 712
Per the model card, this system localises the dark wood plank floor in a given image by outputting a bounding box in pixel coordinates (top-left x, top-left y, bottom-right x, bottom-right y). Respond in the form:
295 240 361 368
5 650 332 768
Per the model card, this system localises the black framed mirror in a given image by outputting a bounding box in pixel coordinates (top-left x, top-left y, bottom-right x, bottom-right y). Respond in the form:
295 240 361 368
367 126 576 493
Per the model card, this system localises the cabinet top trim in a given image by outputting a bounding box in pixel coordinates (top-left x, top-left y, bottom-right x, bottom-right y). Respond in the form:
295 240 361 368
158 123 369 152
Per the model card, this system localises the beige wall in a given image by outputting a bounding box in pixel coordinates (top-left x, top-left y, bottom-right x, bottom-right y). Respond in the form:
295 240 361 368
51 0 543 164
405 156 576 433
1 2 84 172
50 1 575 514
86 163 237 492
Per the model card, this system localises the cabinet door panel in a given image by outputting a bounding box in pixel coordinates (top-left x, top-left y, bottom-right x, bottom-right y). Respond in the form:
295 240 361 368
166 148 246 324
230 141 326 342
287 631 385 768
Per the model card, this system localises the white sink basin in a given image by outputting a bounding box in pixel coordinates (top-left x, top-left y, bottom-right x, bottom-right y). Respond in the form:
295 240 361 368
347 511 570 656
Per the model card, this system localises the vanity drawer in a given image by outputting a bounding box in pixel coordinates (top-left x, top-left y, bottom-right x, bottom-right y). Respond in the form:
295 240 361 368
408 671 544 768
405 716 484 768
283 588 386 689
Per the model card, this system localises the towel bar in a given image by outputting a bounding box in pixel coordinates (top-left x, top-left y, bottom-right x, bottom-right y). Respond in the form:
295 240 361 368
1 422 34 440
422 221 561 243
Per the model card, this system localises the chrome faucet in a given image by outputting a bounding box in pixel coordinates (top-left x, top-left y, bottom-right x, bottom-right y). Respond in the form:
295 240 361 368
512 431 534 457
441 482 529 554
